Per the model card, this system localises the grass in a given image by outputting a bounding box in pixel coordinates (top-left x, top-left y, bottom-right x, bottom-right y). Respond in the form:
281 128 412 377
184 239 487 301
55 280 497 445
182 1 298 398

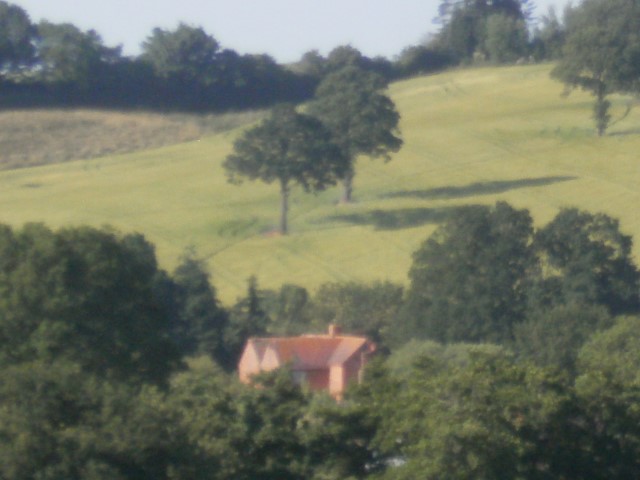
1 63 640 304
0 109 265 169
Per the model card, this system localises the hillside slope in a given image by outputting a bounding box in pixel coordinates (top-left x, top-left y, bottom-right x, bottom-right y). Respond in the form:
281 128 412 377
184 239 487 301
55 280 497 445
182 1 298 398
1 63 639 303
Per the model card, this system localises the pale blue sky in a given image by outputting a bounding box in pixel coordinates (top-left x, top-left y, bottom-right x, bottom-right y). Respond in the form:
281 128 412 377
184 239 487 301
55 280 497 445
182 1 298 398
13 0 571 62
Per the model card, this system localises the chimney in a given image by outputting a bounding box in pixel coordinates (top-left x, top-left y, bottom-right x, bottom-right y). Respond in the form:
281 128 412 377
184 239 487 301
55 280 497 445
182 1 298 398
328 324 341 337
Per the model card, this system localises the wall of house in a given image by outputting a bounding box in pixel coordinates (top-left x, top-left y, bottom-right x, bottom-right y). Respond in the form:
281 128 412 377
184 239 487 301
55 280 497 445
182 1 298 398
304 369 330 391
238 345 261 383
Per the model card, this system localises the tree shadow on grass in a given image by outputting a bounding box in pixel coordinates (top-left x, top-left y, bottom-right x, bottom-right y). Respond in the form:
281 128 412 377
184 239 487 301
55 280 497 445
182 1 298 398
326 205 475 231
380 176 576 201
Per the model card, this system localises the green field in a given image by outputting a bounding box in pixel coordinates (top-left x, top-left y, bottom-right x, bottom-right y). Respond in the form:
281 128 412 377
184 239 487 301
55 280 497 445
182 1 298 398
2 63 640 304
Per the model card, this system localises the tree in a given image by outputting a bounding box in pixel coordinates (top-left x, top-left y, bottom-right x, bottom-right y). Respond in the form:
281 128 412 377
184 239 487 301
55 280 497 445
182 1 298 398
513 303 612 376
395 45 454 77
401 202 535 344
307 66 402 203
530 6 566 61
261 283 312 335
374 348 585 479
435 0 533 62
574 316 640 477
0 1 34 74
551 0 640 135
532 208 640 315
310 281 404 349
483 13 529 63
35 21 121 88
224 104 348 234
171 250 229 365
0 223 181 385
141 22 219 86
223 276 271 369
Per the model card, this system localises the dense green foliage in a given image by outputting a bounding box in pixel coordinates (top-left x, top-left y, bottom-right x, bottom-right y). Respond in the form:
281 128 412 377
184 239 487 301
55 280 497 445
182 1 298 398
0 223 181 385
224 104 348 234
401 203 640 345
402 202 535 343
433 0 533 63
0 1 34 71
552 0 640 135
307 66 403 202
2 206 640 477
6 0 640 475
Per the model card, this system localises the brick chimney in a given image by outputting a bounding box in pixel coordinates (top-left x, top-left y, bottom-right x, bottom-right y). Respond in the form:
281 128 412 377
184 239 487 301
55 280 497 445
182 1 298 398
328 324 341 337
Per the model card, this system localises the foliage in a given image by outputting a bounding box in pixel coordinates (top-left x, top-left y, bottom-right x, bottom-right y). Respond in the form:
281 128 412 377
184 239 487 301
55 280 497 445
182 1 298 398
224 276 271 369
171 250 229 366
552 0 640 135
141 23 220 85
298 394 378 479
224 104 348 234
261 283 312 335
402 202 535 344
532 208 640 315
483 13 529 63
435 0 533 63
512 303 612 376
0 1 34 73
0 360 191 479
36 21 122 88
574 316 640 477
530 6 566 61
310 281 404 349
0 223 182 385
373 348 583 479
308 66 402 202
394 45 454 77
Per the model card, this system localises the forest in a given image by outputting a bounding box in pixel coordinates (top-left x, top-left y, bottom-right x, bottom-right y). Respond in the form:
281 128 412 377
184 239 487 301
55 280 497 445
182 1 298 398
3 0 640 478
2 200 640 479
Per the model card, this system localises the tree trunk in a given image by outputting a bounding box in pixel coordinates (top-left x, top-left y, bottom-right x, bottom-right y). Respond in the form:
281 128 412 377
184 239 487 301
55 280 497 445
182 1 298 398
341 169 355 204
594 82 610 137
279 180 289 235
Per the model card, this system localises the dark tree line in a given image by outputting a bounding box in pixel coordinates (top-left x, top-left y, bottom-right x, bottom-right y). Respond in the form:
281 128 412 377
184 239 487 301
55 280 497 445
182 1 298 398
0 9 314 111
0 1 450 113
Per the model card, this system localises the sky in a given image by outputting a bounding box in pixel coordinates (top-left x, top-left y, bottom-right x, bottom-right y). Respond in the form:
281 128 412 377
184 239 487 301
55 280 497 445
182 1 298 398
13 0 571 63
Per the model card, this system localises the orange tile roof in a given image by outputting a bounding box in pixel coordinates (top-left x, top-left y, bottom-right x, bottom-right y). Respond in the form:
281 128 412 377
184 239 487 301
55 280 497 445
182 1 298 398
247 334 371 370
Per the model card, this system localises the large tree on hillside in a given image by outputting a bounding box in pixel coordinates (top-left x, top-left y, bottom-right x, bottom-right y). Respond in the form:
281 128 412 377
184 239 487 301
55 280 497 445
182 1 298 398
307 66 402 203
552 0 640 136
224 104 348 235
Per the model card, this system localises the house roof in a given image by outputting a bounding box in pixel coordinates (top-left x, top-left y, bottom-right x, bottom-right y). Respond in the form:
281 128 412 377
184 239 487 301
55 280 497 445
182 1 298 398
246 330 373 370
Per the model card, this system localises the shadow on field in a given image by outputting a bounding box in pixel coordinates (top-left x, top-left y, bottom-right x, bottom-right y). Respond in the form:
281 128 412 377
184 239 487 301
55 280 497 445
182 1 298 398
381 176 576 201
326 205 474 231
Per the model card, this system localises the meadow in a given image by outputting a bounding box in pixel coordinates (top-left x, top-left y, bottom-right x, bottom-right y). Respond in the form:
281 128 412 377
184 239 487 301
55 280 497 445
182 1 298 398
1 63 639 303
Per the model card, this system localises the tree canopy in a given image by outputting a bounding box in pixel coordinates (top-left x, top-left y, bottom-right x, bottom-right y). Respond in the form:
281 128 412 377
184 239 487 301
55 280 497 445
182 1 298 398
36 21 121 87
224 104 348 234
0 1 34 73
0 223 181 385
552 0 640 135
307 66 402 202
402 202 535 344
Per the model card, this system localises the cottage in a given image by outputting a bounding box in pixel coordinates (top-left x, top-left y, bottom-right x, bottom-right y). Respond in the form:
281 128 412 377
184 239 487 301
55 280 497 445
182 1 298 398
238 325 376 398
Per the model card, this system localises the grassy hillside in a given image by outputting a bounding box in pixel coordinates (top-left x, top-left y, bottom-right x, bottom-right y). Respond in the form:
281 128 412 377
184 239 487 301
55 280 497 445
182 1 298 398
1 63 640 303
0 109 264 169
